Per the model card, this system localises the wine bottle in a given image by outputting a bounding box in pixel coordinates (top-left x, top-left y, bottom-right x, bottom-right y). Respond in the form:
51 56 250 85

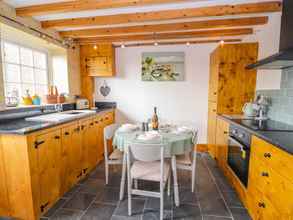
152 107 159 130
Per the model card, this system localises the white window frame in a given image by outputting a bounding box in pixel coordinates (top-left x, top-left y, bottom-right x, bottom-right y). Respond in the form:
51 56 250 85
1 40 50 105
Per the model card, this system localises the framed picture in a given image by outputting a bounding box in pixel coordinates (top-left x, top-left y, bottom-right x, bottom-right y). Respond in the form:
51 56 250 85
142 52 185 81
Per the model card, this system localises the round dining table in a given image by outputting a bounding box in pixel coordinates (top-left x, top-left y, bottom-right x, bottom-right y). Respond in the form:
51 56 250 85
112 126 196 207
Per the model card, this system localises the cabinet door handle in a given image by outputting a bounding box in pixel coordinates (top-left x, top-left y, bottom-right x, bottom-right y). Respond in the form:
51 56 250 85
258 202 266 208
34 140 45 149
100 119 104 122
40 201 50 212
90 122 94 126
223 131 228 134
264 153 271 158
105 117 109 120
212 109 216 112
74 127 80 132
213 92 217 95
64 132 70 136
261 172 269 177
81 125 85 130
95 121 99 124
54 135 60 139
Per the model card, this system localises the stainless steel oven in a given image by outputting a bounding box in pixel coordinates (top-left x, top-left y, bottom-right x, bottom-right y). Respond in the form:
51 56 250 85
227 125 251 187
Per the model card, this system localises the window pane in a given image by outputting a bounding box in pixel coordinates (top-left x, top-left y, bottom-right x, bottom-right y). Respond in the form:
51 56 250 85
4 64 21 83
22 83 35 96
20 47 33 66
4 42 19 64
21 66 34 83
35 85 48 97
35 69 48 84
4 83 21 98
33 51 47 69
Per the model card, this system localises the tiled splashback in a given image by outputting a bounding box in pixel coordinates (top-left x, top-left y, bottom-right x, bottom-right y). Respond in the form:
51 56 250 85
256 67 293 124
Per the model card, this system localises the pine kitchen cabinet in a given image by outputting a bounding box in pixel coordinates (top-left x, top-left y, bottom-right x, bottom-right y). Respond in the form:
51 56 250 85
80 44 116 107
215 117 229 172
207 43 258 159
0 110 115 220
247 136 293 220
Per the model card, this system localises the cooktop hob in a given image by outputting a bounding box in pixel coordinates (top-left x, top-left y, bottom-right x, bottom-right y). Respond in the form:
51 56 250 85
230 119 293 132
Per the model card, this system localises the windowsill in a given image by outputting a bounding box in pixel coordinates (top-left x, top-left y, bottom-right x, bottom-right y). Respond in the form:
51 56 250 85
0 102 75 112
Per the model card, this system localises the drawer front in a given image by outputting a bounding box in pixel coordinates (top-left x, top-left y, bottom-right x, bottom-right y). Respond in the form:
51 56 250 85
247 188 282 220
249 155 293 216
251 136 293 183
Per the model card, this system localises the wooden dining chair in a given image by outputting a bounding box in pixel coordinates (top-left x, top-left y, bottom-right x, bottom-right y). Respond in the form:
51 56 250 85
104 123 123 185
176 128 198 192
127 142 171 220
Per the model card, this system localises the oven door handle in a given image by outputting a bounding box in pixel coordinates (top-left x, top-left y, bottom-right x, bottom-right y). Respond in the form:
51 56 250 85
228 136 248 152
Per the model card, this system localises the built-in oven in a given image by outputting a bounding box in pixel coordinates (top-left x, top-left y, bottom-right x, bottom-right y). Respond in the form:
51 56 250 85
227 124 251 187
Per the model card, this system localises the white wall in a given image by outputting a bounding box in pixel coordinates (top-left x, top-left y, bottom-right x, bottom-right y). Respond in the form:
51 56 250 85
95 44 217 143
243 13 282 90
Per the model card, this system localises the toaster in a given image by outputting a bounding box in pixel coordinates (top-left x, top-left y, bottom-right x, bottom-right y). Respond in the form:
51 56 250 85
76 98 90 110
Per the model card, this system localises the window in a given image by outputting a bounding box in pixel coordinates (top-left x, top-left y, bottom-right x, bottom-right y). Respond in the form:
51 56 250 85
2 41 49 105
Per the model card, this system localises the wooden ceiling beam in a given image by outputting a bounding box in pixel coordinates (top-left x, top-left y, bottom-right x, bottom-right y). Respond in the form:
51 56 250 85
76 28 253 43
16 0 183 16
60 16 267 38
41 1 281 29
112 39 242 47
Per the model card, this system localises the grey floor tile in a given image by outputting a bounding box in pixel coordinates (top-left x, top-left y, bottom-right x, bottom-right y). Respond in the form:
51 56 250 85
62 184 81 199
81 202 116 220
111 215 142 220
114 198 145 217
198 193 230 217
145 195 173 211
142 209 172 220
173 204 202 220
202 215 232 220
79 178 106 195
221 191 244 208
50 208 84 220
96 187 120 205
230 207 252 220
43 198 68 217
179 187 198 205
63 193 96 211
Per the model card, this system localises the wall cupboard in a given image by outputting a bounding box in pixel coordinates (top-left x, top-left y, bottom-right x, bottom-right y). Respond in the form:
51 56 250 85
207 43 258 158
0 110 115 220
80 44 116 106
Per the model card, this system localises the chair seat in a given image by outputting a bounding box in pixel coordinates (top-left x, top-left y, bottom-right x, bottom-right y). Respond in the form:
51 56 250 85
176 154 192 165
109 149 123 160
131 161 170 182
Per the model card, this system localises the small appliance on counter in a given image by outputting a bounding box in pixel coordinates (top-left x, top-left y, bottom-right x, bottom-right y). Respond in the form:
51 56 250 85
76 98 90 110
242 101 257 118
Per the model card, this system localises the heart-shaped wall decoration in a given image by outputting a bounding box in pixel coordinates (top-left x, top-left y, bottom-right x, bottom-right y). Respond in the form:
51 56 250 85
100 81 111 97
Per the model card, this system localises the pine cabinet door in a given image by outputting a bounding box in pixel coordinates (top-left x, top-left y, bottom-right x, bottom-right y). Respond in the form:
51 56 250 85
215 118 229 170
35 130 61 214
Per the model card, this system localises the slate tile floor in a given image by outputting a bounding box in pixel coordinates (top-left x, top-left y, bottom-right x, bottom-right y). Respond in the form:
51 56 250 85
41 153 251 220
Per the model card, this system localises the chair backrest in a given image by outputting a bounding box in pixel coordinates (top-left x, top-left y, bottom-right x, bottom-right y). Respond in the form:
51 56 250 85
104 123 119 140
128 142 166 162
104 123 119 160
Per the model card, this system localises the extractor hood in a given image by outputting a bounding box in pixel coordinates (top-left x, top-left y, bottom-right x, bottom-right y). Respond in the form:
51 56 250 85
247 0 293 70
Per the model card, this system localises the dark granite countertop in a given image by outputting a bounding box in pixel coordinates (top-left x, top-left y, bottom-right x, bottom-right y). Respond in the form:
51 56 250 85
218 115 293 155
0 108 115 135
